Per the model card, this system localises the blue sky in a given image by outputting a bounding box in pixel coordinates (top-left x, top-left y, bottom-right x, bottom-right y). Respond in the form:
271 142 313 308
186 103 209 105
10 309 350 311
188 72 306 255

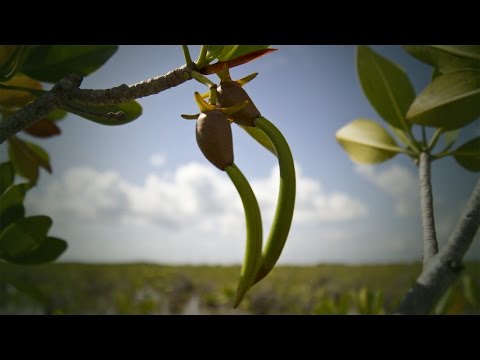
8 45 479 264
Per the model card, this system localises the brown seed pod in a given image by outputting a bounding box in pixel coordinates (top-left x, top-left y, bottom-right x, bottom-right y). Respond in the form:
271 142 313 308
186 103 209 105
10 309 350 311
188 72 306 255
196 110 234 171
217 81 260 127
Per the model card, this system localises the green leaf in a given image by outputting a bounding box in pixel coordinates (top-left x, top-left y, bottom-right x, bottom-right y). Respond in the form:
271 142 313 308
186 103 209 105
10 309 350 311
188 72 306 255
406 70 480 129
391 127 415 149
431 46 480 60
206 46 226 63
0 161 14 196
24 142 52 173
20 45 118 83
452 137 480 172
0 45 31 82
357 45 416 131
47 108 68 122
0 183 30 229
4 237 67 265
66 100 142 126
8 137 52 183
217 45 239 61
206 45 270 63
443 129 460 149
240 125 277 156
432 68 442 80
403 45 480 74
336 119 402 164
0 73 43 107
227 46 270 61
0 215 51 258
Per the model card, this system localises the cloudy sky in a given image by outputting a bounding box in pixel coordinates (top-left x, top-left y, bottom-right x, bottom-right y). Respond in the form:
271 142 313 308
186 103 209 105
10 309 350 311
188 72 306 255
5 45 479 264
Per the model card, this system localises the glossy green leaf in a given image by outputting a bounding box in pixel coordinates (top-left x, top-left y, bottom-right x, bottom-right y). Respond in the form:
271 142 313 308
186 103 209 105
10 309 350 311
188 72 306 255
406 70 480 129
336 119 402 164
66 100 142 126
8 137 52 183
0 215 51 258
0 161 14 196
357 45 416 131
4 237 67 265
240 125 277 156
403 45 480 74
0 183 30 229
20 45 118 83
452 137 480 172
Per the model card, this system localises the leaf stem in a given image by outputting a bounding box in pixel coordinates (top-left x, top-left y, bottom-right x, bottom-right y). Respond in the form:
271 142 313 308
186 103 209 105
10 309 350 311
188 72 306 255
432 150 454 160
428 128 444 152
0 84 45 97
196 45 209 70
181 45 193 66
422 126 428 148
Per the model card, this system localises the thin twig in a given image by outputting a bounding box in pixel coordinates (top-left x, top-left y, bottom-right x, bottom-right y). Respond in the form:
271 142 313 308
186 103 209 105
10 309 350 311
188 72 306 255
419 152 439 266
72 63 195 106
396 178 480 314
0 63 196 143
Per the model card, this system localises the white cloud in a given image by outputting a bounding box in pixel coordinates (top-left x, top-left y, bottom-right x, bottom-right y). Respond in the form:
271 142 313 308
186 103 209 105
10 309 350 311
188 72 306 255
355 164 418 216
149 153 166 167
26 161 367 239
250 164 367 224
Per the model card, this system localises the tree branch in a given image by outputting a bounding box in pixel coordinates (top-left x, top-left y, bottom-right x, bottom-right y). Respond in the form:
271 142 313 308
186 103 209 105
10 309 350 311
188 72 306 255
0 74 83 144
72 63 195 105
0 63 196 144
396 178 480 314
419 152 438 266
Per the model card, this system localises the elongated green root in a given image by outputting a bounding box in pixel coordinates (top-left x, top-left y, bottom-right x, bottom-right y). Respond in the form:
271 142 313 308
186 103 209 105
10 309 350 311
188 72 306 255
253 116 296 284
226 163 263 308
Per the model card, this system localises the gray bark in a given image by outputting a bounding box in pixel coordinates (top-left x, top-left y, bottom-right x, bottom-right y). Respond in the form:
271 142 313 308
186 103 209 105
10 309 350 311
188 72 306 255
396 178 480 314
0 74 82 144
419 152 438 266
0 64 195 144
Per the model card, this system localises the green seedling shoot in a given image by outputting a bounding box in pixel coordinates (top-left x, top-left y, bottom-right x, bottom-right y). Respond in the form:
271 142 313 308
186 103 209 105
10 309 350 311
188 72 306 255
183 66 296 307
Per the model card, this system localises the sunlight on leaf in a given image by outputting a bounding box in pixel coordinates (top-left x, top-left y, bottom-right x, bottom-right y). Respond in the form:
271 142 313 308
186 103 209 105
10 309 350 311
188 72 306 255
0 74 42 107
336 119 402 164
407 70 480 129
357 45 415 131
